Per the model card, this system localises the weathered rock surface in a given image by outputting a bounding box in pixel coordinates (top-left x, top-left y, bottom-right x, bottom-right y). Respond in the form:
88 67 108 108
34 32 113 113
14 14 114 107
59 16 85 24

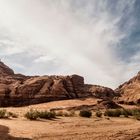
0 61 14 75
0 61 116 107
84 84 115 99
115 72 140 105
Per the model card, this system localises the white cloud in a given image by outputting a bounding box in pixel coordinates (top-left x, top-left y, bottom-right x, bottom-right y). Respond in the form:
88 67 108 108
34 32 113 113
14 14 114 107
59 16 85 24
0 0 138 88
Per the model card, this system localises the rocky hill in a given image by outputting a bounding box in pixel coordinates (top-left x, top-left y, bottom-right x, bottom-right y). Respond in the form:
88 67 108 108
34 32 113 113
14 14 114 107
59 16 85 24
115 72 140 105
0 61 115 107
0 61 14 75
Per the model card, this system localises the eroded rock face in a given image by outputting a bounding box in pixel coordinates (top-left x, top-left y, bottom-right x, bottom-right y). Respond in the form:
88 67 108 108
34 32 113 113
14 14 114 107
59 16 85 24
0 61 115 107
115 72 140 105
84 84 115 99
0 61 14 75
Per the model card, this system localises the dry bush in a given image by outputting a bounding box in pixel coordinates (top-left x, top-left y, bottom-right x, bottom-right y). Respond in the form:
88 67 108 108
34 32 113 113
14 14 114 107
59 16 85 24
95 111 102 117
79 110 92 118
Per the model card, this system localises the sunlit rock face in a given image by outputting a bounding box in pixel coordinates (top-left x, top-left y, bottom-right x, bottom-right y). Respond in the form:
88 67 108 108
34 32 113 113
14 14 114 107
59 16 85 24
0 61 115 107
115 72 140 105
0 61 14 75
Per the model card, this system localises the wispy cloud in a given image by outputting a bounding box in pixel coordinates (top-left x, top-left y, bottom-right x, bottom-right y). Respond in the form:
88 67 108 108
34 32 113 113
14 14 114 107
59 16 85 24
0 0 139 88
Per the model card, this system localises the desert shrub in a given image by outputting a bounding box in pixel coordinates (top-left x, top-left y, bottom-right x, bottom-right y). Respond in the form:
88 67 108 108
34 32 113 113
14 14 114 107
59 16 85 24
24 109 39 120
0 110 18 119
8 112 18 118
38 111 56 119
79 110 92 118
96 111 102 117
25 109 56 120
123 109 140 116
131 109 140 116
104 108 140 118
120 109 129 117
0 109 7 118
125 109 140 120
48 111 56 118
104 109 121 117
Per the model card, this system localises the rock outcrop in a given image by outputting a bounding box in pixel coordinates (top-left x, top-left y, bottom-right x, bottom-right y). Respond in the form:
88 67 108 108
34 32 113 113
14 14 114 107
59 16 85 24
0 61 14 75
0 61 116 107
115 72 140 105
84 84 115 99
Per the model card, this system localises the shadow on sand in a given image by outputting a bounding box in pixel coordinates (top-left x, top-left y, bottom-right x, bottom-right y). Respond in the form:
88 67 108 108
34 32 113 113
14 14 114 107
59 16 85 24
0 125 32 140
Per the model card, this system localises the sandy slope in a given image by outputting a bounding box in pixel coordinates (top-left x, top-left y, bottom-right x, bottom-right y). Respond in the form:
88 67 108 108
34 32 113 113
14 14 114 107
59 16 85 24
4 98 98 117
0 98 139 140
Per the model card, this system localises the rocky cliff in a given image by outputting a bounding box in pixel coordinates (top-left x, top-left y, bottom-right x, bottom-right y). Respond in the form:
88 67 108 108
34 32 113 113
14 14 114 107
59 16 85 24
0 61 115 107
115 72 140 105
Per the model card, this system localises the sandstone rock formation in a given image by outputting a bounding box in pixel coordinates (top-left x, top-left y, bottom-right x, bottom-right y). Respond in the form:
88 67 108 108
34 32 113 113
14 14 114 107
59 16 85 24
0 61 14 75
84 84 115 99
0 61 116 107
115 72 140 105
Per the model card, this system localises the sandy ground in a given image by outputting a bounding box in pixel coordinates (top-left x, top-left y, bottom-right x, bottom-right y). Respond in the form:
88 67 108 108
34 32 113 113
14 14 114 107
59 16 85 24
2 98 98 117
0 117 140 140
0 98 139 140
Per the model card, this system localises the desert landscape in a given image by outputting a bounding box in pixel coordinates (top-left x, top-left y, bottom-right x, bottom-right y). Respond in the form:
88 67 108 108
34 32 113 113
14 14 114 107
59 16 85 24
0 1 140 139
0 61 140 140
0 102 140 140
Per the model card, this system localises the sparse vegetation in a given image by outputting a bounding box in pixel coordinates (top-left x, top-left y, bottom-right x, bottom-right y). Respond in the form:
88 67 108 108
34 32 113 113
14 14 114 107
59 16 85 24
104 108 140 118
8 112 18 118
104 109 121 117
79 110 92 118
24 109 56 120
0 109 7 118
95 111 102 117
0 109 18 119
38 111 56 119
24 109 39 120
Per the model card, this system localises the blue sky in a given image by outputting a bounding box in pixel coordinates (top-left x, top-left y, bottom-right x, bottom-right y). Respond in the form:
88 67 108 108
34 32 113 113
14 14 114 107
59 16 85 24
0 0 140 88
